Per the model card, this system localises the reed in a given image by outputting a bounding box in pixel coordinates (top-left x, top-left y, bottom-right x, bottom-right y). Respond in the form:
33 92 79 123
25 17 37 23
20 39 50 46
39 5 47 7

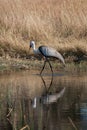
0 0 87 57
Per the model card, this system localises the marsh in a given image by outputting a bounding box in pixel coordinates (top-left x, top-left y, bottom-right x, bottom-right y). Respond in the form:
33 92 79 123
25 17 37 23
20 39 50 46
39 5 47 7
0 69 87 130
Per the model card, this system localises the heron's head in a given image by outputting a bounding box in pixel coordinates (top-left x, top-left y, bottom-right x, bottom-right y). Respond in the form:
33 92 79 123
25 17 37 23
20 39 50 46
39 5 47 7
30 41 35 49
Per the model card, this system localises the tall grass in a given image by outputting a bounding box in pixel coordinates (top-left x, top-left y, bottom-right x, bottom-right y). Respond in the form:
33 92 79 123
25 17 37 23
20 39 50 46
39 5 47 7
0 0 87 57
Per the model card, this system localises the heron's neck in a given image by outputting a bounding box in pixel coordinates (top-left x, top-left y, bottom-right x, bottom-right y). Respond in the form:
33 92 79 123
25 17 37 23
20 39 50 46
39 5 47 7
32 44 36 50
32 44 40 54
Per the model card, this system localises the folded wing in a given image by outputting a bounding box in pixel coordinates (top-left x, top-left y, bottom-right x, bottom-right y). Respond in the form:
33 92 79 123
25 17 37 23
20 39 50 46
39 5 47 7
39 46 65 65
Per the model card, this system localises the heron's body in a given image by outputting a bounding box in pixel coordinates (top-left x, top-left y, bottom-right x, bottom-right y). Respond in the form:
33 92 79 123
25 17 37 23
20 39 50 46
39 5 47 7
39 46 65 64
30 41 65 75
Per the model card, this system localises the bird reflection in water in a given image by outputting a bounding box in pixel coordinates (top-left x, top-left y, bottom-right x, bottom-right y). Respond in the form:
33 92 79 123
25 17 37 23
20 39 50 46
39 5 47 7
31 75 65 108
40 75 65 105
30 75 65 130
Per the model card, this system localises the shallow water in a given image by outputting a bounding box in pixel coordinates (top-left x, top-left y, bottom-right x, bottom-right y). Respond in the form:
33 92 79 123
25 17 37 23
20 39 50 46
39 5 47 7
0 70 87 130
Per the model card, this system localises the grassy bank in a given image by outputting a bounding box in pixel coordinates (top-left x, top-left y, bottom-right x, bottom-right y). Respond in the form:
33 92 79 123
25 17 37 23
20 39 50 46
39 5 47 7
0 57 87 75
0 0 87 59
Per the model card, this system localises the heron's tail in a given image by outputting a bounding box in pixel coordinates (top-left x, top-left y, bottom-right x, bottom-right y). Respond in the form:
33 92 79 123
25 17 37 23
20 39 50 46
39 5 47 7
56 52 65 66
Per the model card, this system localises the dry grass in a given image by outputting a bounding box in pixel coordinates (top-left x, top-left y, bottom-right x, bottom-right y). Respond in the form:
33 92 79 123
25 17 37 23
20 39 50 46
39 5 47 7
0 0 87 58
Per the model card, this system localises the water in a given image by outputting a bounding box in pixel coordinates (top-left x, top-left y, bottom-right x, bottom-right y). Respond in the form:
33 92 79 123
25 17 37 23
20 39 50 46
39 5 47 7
0 70 87 130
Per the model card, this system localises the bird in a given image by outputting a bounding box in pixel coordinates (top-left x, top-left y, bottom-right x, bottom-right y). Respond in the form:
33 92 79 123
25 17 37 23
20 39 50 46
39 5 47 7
41 87 65 104
29 40 65 75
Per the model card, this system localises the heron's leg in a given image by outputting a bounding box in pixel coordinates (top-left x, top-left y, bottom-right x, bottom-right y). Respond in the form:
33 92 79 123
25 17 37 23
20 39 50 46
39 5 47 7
40 75 47 92
47 59 53 76
40 60 47 75
47 72 53 92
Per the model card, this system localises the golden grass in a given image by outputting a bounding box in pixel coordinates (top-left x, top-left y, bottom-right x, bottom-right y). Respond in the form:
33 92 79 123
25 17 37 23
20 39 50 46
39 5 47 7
0 0 87 57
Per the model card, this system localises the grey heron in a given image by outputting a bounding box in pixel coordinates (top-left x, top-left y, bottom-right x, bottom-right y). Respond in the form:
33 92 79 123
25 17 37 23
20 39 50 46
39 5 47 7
29 41 65 75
